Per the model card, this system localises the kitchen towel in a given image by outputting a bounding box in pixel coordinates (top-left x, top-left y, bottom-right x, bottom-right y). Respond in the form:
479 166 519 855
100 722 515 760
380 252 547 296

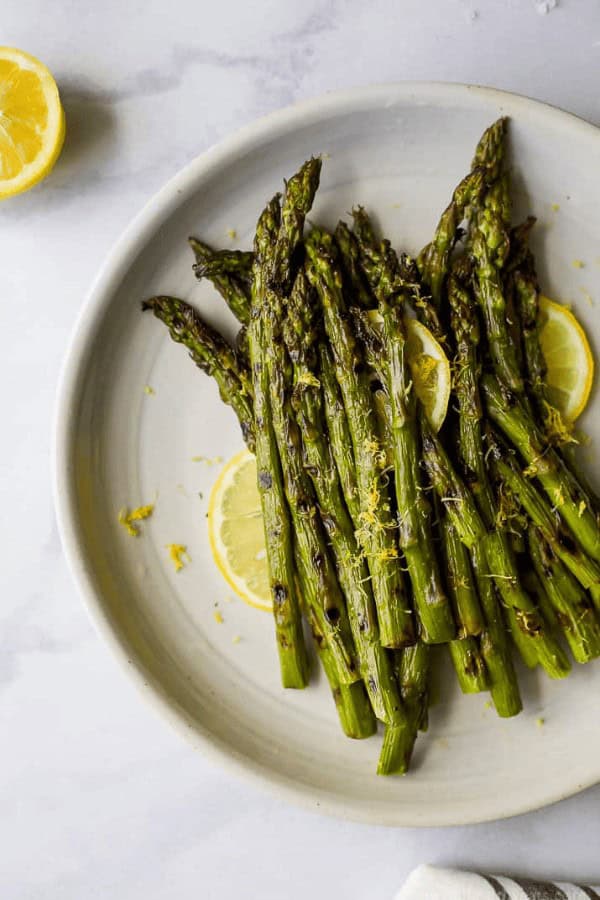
396 865 600 899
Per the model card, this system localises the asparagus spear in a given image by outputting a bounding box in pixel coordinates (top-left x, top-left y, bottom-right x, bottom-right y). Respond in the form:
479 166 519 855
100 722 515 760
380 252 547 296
269 335 359 684
420 413 571 679
505 603 539 670
446 265 557 674
354 234 454 643
351 205 378 251
417 168 485 306
193 248 254 285
528 525 600 664
409 243 515 705
510 240 580 452
303 588 376 738
189 237 252 324
448 638 489 695
248 195 309 688
319 344 361 526
141 295 255 451
334 220 376 309
378 643 430 775
285 269 404 722
439 512 488 693
348 217 455 640
488 435 600 596
471 542 523 717
471 116 508 181
439 511 484 638
305 228 415 648
482 374 600 562
265 174 360 686
471 215 524 395
269 157 322 295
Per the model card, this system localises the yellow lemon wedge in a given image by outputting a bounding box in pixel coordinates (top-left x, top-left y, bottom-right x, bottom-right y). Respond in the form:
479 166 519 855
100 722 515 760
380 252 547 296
366 311 451 432
208 449 271 612
404 318 451 432
0 47 65 199
538 295 594 422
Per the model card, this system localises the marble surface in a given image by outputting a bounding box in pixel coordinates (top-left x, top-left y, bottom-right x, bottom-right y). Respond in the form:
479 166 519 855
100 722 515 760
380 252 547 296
2 1 600 896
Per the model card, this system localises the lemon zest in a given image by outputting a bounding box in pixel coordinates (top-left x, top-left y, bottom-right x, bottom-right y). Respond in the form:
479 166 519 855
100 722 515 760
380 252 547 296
572 259 585 269
543 401 577 447
192 455 223 464
296 372 321 388
143 385 155 395
213 611 224 624
118 503 155 537
166 543 190 572
363 438 388 470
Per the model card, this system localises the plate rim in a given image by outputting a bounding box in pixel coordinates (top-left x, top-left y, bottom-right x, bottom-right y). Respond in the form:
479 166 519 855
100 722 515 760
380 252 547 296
53 81 600 827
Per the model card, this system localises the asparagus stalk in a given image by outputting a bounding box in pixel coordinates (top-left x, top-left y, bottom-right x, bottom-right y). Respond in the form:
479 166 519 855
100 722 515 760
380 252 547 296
439 512 488 693
189 237 252 324
510 240 580 451
482 375 600 562
334 220 376 309
266 173 360 686
269 157 322 295
141 295 255 451
528 525 600 664
410 250 515 705
269 332 359 684
285 269 404 722
449 638 489 694
305 228 415 648
471 215 524 395
193 248 254 285
420 413 571 679
471 116 508 181
247 195 309 688
417 168 485 306
439 512 484 638
319 344 361 526
471 543 522 717
505 603 540 670
349 221 455 641
303 591 376 738
489 435 600 595
351 205 378 250
378 643 430 775
363 239 455 644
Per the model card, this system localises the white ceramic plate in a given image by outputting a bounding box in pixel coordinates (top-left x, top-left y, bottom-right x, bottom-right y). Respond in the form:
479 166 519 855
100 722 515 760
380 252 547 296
54 83 600 826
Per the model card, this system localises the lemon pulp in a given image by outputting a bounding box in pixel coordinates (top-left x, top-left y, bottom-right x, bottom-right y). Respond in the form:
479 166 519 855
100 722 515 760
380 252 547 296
0 47 65 199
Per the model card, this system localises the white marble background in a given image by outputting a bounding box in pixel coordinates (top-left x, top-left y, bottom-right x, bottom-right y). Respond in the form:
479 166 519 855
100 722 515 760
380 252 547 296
2 1 600 897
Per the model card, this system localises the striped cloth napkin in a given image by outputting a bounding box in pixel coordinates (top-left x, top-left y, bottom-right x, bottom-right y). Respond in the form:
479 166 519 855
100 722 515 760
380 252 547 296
396 865 600 899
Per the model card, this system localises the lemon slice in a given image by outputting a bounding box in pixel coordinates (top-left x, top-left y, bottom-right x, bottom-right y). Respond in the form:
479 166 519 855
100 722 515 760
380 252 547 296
208 449 271 612
405 318 451 432
0 47 65 199
366 311 451 431
538 295 594 422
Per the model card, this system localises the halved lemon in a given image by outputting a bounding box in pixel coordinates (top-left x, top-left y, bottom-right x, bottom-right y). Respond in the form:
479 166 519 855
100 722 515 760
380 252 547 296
538 295 594 422
207 449 271 612
0 47 65 199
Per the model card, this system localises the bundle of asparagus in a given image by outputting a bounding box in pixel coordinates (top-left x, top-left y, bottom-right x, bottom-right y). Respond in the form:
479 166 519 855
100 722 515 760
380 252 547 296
143 118 600 775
